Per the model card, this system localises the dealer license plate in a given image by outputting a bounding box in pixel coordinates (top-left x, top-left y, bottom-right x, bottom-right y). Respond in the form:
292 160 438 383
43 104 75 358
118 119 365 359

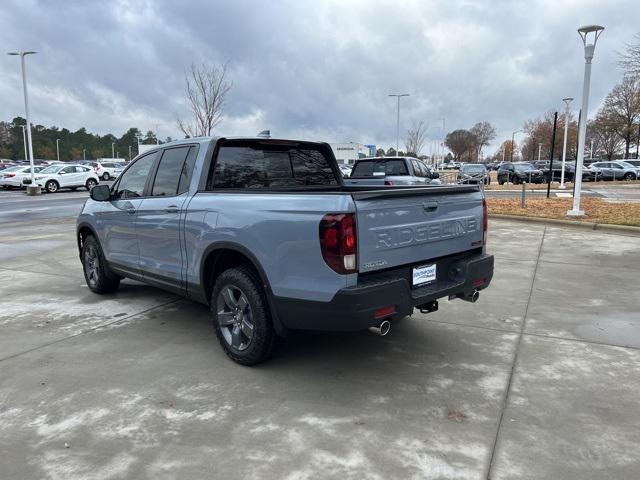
412 264 436 287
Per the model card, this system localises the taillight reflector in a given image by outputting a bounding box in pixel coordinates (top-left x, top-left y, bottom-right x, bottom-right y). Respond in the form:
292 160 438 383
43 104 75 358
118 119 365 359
374 305 396 319
319 213 357 274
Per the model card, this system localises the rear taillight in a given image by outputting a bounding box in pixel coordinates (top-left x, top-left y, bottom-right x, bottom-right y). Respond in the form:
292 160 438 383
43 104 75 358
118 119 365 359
482 198 488 245
319 213 357 274
5 173 15 178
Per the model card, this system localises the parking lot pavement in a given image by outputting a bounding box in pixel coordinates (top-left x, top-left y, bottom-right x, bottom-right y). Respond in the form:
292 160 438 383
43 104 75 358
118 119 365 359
1 218 639 479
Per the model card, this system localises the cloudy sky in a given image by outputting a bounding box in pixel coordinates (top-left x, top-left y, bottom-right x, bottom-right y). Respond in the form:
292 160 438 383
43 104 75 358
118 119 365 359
1 0 638 154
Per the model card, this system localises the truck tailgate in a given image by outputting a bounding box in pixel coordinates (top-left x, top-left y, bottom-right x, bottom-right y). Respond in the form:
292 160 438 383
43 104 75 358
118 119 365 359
352 186 484 273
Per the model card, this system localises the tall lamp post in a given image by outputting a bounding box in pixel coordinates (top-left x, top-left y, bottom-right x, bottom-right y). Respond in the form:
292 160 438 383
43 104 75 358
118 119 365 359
56 138 60 162
112 142 115 159
388 93 410 156
510 130 521 162
8 51 39 195
559 97 573 189
537 143 542 162
568 25 604 217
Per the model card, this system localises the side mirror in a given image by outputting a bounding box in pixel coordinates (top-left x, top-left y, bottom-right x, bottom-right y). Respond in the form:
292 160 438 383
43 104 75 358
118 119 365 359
431 172 440 179
90 184 111 201
58 171 65 175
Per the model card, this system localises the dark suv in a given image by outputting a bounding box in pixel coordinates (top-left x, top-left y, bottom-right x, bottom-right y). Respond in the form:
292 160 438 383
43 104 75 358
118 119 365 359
497 162 544 184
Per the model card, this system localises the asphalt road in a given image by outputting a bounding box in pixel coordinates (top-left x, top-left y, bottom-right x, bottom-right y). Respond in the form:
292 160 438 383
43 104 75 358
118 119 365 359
1 216 639 479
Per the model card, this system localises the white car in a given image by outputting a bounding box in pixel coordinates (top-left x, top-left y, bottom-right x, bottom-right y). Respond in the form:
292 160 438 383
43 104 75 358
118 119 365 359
0 165 44 189
98 161 125 181
25 164 100 193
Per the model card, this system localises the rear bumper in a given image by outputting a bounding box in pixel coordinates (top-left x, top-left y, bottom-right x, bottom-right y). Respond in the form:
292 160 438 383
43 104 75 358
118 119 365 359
273 252 494 331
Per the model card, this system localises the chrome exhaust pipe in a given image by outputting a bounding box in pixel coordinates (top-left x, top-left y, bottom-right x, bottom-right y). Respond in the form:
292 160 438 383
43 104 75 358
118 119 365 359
460 290 480 303
369 320 391 336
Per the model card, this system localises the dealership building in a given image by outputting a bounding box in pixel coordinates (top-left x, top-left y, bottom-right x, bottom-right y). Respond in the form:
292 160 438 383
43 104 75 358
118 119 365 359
329 143 376 165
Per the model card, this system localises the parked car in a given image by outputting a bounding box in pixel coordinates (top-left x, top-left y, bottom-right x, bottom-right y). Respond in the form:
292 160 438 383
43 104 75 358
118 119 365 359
458 163 490 185
497 162 545 184
348 156 440 186
79 161 106 179
77 137 493 365
24 164 99 193
0 163 16 171
99 162 125 181
589 161 638 180
0 165 44 189
625 159 640 169
338 164 352 178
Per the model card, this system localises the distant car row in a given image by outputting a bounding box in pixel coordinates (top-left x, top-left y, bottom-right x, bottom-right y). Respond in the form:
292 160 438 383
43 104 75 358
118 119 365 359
0 159 126 181
1 163 100 193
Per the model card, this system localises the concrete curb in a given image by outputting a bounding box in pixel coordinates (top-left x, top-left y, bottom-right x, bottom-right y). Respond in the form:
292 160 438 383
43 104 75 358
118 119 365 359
489 214 640 236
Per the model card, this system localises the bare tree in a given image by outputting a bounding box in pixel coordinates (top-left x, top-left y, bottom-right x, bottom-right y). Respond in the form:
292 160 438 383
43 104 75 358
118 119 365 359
405 120 427 157
445 129 477 162
178 63 232 137
601 75 640 158
619 33 640 77
589 111 624 160
469 121 496 160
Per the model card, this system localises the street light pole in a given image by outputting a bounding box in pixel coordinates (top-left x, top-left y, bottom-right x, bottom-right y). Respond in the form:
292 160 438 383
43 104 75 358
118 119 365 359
559 97 573 190
8 51 38 195
56 138 60 162
510 130 520 162
83 149 86 160
128 145 132 160
388 93 409 155
537 143 542 162
568 25 604 217
112 142 115 159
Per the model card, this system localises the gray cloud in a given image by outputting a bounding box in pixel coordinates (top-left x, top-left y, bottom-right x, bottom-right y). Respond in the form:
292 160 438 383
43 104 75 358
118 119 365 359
1 0 637 153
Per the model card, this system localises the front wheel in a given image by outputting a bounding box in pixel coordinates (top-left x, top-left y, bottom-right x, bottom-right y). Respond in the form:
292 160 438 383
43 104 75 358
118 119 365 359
102 172 110 181
624 172 636 181
86 178 98 190
211 267 277 365
498 178 504 185
82 235 120 294
45 180 59 193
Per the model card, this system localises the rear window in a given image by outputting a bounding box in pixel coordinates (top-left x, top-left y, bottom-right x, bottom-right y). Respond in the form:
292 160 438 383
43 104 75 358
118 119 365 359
211 143 337 189
151 146 193 196
351 159 409 177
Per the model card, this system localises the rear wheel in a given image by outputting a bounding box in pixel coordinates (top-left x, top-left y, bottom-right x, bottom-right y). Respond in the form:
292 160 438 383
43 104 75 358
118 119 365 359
86 178 98 190
102 172 110 181
45 180 59 193
82 235 120 294
211 267 277 365
624 172 636 181
498 177 504 185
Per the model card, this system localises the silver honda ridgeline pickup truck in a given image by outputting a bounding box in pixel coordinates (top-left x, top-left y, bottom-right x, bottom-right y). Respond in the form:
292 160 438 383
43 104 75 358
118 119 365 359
77 137 493 365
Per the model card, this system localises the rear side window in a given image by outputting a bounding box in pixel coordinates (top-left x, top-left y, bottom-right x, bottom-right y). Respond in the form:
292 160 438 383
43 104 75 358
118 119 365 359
212 144 337 189
151 147 192 196
351 159 409 177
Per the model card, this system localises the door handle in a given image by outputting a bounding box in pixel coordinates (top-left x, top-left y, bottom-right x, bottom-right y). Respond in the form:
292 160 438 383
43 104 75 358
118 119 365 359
127 208 136 215
165 206 180 214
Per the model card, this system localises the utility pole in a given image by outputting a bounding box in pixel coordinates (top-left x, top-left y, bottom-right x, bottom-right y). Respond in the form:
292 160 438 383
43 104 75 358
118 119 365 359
153 123 160 145
537 143 542 162
388 94 410 156
511 130 520 162
56 138 60 162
